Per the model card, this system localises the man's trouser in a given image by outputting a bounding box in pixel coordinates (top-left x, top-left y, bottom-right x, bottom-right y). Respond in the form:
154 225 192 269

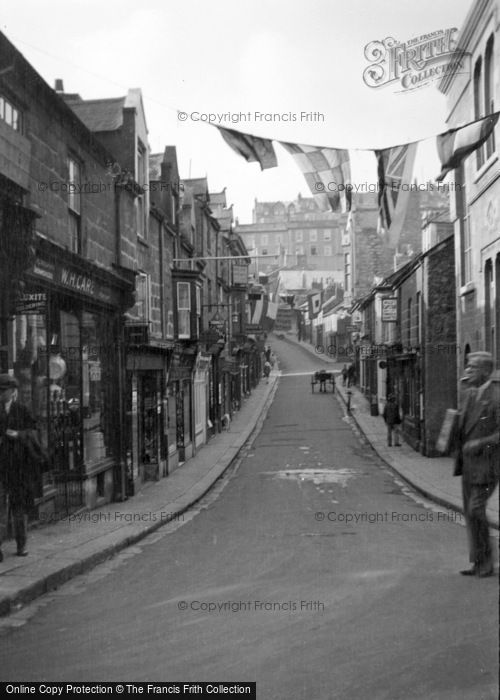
387 424 401 446
0 495 28 552
462 478 497 572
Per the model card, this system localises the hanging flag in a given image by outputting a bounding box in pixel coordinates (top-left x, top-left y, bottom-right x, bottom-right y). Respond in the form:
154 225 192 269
435 112 499 181
376 141 418 248
262 301 278 331
216 126 277 170
280 142 352 213
308 291 322 320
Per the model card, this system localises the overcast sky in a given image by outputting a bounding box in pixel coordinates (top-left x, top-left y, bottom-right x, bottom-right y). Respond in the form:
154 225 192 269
2 0 472 222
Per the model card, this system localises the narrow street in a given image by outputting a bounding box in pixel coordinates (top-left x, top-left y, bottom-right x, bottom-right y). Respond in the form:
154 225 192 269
1 337 498 700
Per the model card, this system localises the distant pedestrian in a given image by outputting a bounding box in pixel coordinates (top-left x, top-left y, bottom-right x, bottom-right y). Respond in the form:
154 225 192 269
346 363 356 388
0 374 46 560
452 352 499 578
341 365 348 387
383 394 401 447
317 370 328 393
263 361 272 384
265 345 272 362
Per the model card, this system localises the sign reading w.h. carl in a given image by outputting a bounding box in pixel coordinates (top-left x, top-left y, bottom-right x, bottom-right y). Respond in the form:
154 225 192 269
363 28 467 92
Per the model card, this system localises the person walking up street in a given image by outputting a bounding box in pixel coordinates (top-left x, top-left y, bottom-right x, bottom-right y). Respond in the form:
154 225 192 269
453 352 500 578
263 360 272 384
383 394 402 447
341 365 348 387
0 374 45 561
346 363 356 388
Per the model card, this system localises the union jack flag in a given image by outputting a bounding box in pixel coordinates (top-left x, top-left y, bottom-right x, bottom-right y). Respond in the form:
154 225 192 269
376 142 418 248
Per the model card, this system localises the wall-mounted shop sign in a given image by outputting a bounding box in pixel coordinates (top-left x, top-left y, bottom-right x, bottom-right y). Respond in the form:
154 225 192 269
29 258 119 306
15 291 47 314
381 297 398 322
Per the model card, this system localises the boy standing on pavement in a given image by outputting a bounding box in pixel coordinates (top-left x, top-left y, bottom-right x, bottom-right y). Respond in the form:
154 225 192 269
383 394 402 447
0 374 44 560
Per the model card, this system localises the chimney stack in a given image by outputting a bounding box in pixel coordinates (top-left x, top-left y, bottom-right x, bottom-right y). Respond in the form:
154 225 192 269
54 79 64 93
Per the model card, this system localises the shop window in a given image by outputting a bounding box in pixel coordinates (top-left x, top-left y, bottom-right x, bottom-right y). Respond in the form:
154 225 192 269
167 383 177 454
79 311 113 466
12 304 49 455
139 373 159 466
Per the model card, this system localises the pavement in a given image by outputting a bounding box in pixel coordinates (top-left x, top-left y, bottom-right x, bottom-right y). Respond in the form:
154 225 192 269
278 332 499 531
0 371 279 618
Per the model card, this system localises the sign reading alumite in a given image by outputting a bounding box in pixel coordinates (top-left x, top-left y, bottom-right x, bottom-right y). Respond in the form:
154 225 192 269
381 297 398 322
363 28 467 92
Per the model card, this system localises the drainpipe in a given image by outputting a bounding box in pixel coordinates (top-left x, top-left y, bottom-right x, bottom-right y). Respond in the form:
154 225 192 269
114 184 127 500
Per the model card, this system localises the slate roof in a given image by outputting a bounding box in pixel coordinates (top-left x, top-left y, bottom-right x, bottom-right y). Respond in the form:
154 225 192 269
68 97 126 132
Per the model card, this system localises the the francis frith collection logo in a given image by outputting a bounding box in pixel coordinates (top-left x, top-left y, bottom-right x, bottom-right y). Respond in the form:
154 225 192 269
363 28 468 92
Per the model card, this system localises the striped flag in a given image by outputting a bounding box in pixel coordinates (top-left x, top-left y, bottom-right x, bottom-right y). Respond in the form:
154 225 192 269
262 301 278 331
376 141 418 248
217 126 277 170
436 112 499 182
280 142 352 213
308 291 322 320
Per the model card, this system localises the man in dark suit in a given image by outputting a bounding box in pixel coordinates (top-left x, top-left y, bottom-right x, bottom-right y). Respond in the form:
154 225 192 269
454 352 500 578
0 373 42 560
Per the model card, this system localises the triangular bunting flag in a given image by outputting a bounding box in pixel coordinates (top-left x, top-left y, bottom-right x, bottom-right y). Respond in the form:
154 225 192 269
436 112 499 181
217 126 277 170
375 141 418 248
280 142 352 213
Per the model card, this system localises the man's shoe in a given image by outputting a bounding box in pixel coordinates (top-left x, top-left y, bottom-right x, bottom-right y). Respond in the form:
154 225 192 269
478 568 494 578
16 550 28 557
460 567 478 576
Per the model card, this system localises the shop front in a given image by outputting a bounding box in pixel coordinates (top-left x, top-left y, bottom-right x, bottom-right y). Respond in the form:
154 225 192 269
193 352 211 448
393 352 421 451
125 345 171 493
1 239 135 517
168 347 195 463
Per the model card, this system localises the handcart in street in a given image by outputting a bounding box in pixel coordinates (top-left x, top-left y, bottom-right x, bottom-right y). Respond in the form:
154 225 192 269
311 370 336 393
